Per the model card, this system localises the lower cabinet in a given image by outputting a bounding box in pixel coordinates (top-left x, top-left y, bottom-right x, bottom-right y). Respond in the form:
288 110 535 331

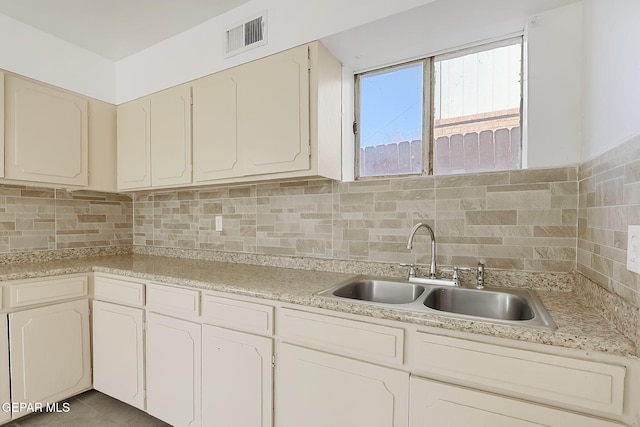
202 324 273 427
276 343 409 427
92 301 145 410
0 315 10 424
409 376 624 427
146 312 201 427
9 299 91 417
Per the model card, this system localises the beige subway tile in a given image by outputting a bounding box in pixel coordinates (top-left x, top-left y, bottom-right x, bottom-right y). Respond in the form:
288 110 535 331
466 210 517 225
509 168 571 184
525 259 574 272
435 172 508 188
486 190 551 210
517 210 562 226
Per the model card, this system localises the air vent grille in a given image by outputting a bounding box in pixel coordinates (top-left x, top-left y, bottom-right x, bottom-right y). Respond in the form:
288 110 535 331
225 12 267 57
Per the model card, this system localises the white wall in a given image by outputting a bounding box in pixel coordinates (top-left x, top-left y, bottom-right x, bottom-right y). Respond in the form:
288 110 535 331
581 0 640 160
115 0 436 103
0 14 116 103
524 2 583 168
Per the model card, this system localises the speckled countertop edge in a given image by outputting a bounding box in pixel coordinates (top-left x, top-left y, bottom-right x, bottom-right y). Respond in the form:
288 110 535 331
0 254 636 358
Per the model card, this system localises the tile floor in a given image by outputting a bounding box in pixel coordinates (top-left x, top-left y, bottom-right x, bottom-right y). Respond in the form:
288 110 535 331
3 390 170 426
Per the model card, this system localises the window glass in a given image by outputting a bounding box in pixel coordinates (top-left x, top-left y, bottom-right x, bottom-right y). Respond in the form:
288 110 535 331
433 40 522 175
355 38 522 179
358 62 423 177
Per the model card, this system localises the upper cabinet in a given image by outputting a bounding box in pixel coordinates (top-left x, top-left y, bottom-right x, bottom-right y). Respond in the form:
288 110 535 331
233 43 311 177
193 41 342 185
0 72 4 178
117 84 192 191
4 75 89 186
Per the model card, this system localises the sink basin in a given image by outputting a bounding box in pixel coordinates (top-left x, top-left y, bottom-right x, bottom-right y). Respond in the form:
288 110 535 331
321 279 425 304
316 275 556 330
424 287 534 320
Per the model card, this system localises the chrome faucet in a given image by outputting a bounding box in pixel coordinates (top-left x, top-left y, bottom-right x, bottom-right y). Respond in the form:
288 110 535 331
406 222 436 279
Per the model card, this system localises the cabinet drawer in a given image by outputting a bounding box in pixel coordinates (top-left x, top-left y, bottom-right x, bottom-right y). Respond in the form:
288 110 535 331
278 308 404 365
147 283 199 316
94 274 145 307
9 275 88 307
201 294 273 335
412 332 626 416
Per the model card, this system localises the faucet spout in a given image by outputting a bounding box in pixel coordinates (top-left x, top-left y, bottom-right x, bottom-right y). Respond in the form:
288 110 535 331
407 222 437 279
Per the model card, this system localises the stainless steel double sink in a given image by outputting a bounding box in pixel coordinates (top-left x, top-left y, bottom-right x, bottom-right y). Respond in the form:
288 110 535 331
316 276 557 330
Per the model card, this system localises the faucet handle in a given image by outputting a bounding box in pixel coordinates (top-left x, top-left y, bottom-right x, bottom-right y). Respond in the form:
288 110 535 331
441 266 472 286
400 263 417 279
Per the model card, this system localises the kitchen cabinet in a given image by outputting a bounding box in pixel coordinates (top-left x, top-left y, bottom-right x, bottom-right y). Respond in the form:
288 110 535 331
234 43 310 176
150 85 192 187
117 97 151 190
92 301 145 410
192 41 341 185
4 75 89 187
0 72 4 178
0 314 10 424
117 84 192 191
146 312 201 427
409 376 623 427
276 343 409 427
192 69 240 181
202 324 273 427
87 99 117 192
9 299 91 417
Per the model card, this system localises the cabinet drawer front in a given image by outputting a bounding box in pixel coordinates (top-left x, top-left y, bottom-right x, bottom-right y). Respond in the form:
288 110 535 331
413 332 626 416
146 283 199 316
201 294 273 335
9 275 88 307
278 308 404 365
409 377 624 427
94 274 145 307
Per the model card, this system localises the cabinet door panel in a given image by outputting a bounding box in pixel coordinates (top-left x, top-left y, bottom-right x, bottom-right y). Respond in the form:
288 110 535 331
202 325 272 427
236 45 310 175
0 72 4 178
117 97 151 190
5 75 88 186
276 343 408 427
192 71 240 182
146 312 201 427
9 299 91 416
93 301 144 410
409 377 624 427
151 85 192 187
0 315 10 424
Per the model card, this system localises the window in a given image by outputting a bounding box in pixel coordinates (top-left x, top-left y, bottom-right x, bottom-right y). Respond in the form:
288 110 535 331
355 38 522 179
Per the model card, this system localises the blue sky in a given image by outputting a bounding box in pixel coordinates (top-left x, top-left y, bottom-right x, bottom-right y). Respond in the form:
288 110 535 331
359 63 423 148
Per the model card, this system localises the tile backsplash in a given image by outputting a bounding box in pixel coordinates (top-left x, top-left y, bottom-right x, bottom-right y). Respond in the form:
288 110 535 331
0 186 132 253
578 133 640 309
134 167 578 275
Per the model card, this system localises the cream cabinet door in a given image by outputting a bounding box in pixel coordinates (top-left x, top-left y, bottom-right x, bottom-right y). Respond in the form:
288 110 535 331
202 324 272 427
150 85 192 187
0 314 10 424
409 377 624 427
117 97 151 190
192 70 240 182
235 45 310 176
0 72 4 178
276 343 409 427
146 312 201 427
5 75 88 186
93 301 145 410
9 299 91 417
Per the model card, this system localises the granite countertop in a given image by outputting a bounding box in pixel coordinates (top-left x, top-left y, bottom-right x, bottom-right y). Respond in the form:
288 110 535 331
0 254 636 358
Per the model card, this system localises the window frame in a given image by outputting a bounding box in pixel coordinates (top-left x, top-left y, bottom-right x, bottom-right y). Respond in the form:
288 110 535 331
354 36 523 180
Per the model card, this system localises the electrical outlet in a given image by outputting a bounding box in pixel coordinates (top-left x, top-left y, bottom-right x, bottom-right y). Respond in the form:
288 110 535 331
215 215 223 232
628 225 640 274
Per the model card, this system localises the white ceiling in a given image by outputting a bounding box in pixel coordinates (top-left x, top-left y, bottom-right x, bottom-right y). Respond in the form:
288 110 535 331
0 0 251 60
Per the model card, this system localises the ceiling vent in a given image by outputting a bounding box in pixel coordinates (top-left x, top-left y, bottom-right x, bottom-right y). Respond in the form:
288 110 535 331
225 12 267 57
